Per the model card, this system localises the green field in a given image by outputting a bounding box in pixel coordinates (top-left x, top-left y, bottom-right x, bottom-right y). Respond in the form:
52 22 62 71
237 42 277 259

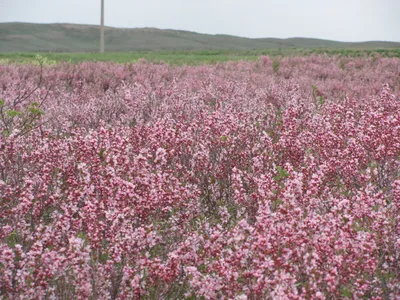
1 48 399 65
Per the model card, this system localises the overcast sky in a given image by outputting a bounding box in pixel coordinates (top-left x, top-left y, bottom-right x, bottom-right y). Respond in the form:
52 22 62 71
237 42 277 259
0 0 399 42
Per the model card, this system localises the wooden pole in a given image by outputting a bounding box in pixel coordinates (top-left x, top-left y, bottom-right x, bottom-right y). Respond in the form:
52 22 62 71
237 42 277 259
100 0 104 53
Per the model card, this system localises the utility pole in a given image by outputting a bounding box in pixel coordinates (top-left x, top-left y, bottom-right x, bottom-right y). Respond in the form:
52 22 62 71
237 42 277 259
100 0 104 53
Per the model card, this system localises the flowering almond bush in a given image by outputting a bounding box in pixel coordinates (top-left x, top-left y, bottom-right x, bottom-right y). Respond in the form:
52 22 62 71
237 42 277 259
0 55 399 299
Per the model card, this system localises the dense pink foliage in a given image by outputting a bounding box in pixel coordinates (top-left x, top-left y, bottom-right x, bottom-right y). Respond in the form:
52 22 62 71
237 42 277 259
1 56 400 299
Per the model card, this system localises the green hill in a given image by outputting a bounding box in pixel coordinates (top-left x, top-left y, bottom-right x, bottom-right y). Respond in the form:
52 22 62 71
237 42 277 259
1 22 399 52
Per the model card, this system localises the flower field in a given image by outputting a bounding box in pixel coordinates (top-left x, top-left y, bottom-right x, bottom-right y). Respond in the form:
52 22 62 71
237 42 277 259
0 55 399 299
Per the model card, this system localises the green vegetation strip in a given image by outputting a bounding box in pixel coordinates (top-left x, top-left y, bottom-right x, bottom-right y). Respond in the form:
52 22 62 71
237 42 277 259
1 48 399 65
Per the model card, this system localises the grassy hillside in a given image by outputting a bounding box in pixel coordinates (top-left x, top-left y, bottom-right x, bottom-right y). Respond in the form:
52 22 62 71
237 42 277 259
1 22 400 53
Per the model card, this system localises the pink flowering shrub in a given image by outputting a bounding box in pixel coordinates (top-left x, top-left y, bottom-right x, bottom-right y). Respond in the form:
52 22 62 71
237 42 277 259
0 56 399 299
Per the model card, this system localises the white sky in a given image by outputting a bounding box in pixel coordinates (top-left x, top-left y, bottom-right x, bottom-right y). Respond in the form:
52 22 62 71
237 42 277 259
0 0 399 42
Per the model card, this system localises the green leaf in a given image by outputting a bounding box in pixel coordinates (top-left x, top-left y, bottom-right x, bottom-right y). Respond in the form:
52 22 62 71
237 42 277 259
7 231 18 248
341 286 353 298
198 263 207 273
28 107 44 115
220 135 228 142
272 199 283 211
274 165 289 181
2 129 11 137
99 252 109 263
7 110 22 117
99 148 106 160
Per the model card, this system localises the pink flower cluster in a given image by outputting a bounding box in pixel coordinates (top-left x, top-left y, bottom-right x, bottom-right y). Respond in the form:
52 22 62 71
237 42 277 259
1 56 399 299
